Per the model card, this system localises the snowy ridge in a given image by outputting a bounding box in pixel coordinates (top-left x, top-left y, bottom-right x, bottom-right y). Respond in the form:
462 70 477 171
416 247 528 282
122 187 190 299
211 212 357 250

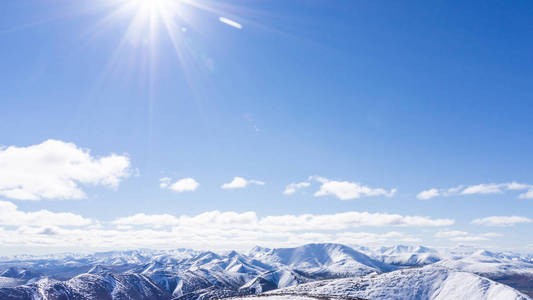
270 265 531 300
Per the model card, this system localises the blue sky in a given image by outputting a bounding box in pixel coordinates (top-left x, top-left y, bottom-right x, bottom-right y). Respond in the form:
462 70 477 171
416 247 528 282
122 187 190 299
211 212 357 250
1 0 533 255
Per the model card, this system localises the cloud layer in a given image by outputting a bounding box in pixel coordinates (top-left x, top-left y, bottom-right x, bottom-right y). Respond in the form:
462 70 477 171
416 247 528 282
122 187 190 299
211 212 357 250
434 230 502 242
112 210 453 230
417 182 533 200
0 200 453 251
472 216 532 227
0 140 131 200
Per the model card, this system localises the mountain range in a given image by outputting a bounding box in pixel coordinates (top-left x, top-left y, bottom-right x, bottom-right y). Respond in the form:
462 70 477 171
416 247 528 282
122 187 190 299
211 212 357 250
0 243 532 300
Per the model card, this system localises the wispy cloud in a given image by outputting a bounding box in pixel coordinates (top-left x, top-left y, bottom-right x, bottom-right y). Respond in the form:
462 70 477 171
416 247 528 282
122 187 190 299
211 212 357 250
219 17 242 29
417 188 440 200
417 182 533 200
0 140 131 200
160 177 199 192
244 113 260 132
434 230 502 242
472 216 532 227
221 177 264 189
283 181 311 195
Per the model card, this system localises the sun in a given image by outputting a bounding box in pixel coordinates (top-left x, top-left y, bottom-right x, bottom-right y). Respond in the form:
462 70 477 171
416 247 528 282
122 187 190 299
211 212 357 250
110 0 186 29
92 0 246 84
121 0 184 27
104 0 187 50
104 0 244 51
132 0 178 15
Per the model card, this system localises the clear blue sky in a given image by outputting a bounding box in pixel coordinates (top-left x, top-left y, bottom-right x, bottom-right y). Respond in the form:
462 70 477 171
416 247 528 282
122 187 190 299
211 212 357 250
1 0 533 255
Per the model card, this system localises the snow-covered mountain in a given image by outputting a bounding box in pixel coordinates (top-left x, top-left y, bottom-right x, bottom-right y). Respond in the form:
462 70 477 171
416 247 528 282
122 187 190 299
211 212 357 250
368 245 442 267
436 249 533 276
435 250 533 297
248 243 392 277
270 265 531 300
239 269 311 294
0 243 532 299
0 273 170 300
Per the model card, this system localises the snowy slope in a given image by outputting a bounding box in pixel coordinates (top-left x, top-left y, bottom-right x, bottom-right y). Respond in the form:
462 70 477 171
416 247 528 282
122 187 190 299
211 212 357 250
436 250 533 297
270 265 531 300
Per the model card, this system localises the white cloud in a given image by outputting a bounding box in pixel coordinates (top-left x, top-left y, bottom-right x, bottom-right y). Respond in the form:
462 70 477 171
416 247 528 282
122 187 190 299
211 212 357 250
313 177 396 200
435 230 468 238
335 231 421 245
260 212 453 230
451 236 490 242
112 210 259 228
112 213 180 226
434 230 501 242
461 183 505 195
179 211 258 227
219 17 242 29
418 182 533 200
519 189 533 199
221 177 264 189
417 188 440 200
0 201 93 227
283 176 396 200
283 181 311 195
0 140 131 200
0 201 456 252
472 216 532 227
481 232 504 238
0 225 423 253
111 210 453 230
160 177 199 192
159 177 171 189
0 211 447 252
